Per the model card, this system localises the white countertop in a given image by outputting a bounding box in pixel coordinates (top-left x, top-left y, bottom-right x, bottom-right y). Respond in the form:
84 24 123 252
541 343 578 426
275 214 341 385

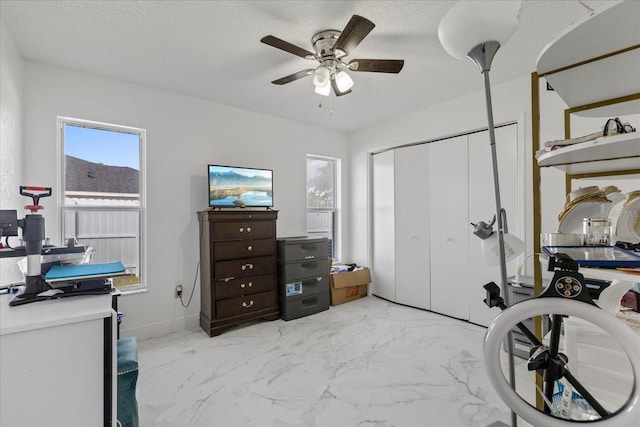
0 292 113 336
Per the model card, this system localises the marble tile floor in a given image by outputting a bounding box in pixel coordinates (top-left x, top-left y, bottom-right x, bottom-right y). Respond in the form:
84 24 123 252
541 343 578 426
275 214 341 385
137 296 526 427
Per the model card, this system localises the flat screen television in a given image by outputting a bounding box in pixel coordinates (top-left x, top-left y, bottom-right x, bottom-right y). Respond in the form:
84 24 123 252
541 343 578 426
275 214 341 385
208 164 273 208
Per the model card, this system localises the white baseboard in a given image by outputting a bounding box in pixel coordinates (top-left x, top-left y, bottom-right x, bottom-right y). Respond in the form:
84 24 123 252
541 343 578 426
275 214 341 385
119 314 200 340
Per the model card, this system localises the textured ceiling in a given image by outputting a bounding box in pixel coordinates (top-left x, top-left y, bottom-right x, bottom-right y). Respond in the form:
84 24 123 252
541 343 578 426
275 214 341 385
0 0 618 132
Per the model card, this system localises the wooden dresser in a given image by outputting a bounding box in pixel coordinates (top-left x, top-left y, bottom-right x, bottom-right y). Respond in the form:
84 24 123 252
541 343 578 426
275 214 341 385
198 210 279 337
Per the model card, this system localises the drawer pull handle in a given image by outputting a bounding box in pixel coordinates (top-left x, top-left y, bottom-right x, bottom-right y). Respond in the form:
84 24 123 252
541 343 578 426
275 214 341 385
242 300 254 308
316 277 322 281
247 245 253 251
305 255 315 259
239 227 244 232
247 227 252 232
242 263 254 270
240 282 253 288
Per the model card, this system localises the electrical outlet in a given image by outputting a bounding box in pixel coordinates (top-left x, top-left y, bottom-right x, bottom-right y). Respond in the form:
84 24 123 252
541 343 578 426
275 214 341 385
175 284 183 298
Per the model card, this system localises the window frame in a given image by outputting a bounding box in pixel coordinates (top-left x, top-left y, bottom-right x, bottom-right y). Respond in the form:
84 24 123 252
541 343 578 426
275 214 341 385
57 116 147 293
306 154 341 261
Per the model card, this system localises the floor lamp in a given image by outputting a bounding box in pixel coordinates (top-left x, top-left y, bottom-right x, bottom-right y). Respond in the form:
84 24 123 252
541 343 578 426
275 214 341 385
438 1 523 426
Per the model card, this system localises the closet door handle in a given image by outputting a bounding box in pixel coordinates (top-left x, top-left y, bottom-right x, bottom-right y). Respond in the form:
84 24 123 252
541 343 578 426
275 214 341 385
242 300 254 308
241 263 254 271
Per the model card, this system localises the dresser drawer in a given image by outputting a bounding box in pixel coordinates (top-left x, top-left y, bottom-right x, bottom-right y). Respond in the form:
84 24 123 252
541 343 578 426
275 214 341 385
214 239 275 260
216 290 277 319
215 274 276 300
214 255 276 280
211 221 274 241
277 238 329 261
279 258 330 282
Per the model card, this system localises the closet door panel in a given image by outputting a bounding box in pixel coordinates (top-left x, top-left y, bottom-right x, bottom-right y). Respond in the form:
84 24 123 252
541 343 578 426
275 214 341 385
468 124 521 326
394 144 431 310
429 136 470 320
372 150 396 301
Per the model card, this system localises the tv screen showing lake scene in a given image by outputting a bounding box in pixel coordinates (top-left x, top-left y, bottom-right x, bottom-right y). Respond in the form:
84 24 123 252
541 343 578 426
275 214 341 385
208 165 273 207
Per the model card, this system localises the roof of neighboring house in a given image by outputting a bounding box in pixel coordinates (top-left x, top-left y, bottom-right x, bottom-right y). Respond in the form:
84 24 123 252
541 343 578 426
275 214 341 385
65 155 139 194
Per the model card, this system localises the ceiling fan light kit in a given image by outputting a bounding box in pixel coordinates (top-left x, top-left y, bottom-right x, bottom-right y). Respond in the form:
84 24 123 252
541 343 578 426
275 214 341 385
314 84 331 97
334 70 354 92
312 66 330 88
261 14 404 98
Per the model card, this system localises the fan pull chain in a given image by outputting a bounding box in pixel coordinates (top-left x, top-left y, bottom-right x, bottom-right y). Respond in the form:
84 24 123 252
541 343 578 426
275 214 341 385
317 93 333 116
329 91 333 115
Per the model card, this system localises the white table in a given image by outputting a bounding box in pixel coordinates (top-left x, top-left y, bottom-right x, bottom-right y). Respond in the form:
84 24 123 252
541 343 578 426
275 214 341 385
0 292 116 426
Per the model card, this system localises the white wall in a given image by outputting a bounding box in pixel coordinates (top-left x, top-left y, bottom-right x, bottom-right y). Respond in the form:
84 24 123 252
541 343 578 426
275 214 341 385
16 61 349 338
7 24 617 338
0 15 24 285
348 75 534 273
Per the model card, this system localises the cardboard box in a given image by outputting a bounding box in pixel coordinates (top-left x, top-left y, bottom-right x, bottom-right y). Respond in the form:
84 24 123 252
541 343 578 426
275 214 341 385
329 268 371 306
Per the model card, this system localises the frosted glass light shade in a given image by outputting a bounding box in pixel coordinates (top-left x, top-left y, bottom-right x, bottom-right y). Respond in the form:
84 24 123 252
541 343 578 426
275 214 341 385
315 84 331 96
480 232 525 266
312 66 330 87
438 0 522 60
334 70 354 92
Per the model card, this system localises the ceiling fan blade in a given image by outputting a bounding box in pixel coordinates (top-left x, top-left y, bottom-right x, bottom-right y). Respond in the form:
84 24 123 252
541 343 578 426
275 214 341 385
260 35 315 59
271 69 315 85
331 79 352 97
348 59 404 73
333 15 375 57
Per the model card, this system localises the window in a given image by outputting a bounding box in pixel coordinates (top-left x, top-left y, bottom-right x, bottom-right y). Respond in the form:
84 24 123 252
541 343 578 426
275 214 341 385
306 155 339 259
59 117 146 291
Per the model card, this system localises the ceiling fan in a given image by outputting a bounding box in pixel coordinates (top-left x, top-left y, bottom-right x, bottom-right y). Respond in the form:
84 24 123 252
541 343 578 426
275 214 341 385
260 15 404 97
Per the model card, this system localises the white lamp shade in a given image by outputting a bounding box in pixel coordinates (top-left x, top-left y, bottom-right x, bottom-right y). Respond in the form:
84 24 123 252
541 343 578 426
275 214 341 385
312 66 330 87
438 0 522 60
314 84 331 96
334 70 354 92
480 233 525 266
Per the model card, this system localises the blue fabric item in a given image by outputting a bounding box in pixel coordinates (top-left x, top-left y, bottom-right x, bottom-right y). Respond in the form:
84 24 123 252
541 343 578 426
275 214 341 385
117 337 139 427
45 261 126 280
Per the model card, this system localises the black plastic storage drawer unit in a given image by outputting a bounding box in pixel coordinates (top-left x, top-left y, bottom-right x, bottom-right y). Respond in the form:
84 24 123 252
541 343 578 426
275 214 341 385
277 237 330 320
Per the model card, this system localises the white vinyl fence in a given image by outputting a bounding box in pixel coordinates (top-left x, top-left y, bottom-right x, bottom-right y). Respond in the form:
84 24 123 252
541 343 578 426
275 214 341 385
63 205 140 275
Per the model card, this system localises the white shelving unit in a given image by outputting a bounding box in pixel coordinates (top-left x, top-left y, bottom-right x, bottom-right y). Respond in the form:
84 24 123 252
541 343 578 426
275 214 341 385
537 132 640 175
536 0 640 117
533 0 640 286
531 0 640 418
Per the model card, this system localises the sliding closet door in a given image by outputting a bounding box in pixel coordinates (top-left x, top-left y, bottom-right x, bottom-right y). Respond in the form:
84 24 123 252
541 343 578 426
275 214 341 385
394 144 430 309
468 124 521 327
372 150 396 301
429 136 470 320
